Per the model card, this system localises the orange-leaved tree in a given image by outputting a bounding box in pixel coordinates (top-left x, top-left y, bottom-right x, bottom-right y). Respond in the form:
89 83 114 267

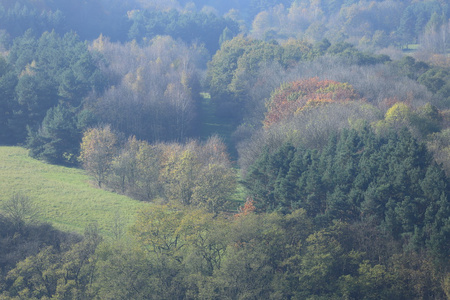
264 77 360 127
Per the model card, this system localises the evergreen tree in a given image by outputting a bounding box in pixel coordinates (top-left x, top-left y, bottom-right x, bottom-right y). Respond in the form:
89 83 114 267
27 103 80 165
0 57 17 144
244 127 450 258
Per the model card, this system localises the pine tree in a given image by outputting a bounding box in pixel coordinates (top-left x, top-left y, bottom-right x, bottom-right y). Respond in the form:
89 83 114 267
27 103 80 165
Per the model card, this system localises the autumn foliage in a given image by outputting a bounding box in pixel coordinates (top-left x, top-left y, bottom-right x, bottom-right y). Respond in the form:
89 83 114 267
235 196 256 218
79 125 118 187
264 77 361 127
79 129 236 213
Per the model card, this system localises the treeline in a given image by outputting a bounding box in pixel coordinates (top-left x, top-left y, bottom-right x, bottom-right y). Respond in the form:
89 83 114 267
0 29 421 165
0 30 104 148
0 0 130 42
249 0 450 52
207 36 450 153
244 127 450 258
79 127 237 213
128 9 239 54
0 0 238 48
0 30 208 165
1 0 449 54
1 199 449 299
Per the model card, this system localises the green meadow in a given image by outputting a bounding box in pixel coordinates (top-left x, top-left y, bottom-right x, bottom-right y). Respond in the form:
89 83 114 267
199 93 238 158
0 147 149 236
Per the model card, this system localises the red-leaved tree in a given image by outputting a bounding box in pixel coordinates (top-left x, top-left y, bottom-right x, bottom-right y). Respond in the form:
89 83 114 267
264 77 361 127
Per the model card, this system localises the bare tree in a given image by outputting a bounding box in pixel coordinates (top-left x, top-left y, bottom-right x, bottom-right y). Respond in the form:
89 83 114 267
419 16 449 55
90 36 203 143
1 193 39 229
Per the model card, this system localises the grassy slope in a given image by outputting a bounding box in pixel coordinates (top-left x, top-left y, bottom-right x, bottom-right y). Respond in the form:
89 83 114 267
0 147 149 236
0 95 246 234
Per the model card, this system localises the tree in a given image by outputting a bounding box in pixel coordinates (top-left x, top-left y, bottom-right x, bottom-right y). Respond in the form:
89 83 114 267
375 102 442 139
375 102 412 134
4 30 105 147
4 224 101 299
427 128 450 176
109 136 140 194
243 126 450 258
93 241 155 299
296 223 354 296
0 69 17 144
1 193 38 230
264 77 361 127
419 13 448 54
207 36 317 122
127 9 239 54
79 125 117 187
134 141 163 201
192 163 236 214
93 36 202 143
163 149 201 206
131 205 185 260
27 103 80 165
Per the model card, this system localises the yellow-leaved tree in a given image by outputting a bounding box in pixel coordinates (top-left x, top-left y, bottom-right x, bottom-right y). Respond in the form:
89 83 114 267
192 163 237 214
79 125 118 187
160 137 237 213
162 149 201 206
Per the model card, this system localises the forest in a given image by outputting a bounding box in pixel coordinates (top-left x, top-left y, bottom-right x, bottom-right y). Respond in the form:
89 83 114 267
0 0 449 299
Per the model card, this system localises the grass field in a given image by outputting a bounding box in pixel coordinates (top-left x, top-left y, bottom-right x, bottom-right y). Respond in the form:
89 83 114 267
0 147 150 236
402 44 420 51
199 93 239 160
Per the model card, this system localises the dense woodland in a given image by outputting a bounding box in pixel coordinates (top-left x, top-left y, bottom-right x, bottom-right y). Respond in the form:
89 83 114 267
0 0 450 299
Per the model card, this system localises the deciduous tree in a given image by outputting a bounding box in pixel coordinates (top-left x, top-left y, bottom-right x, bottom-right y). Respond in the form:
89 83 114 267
79 125 117 187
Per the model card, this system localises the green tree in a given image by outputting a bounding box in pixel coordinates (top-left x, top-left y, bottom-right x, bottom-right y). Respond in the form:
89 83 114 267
0 56 17 144
134 141 162 201
244 126 450 258
5 30 105 146
375 102 412 134
4 224 101 299
211 212 282 299
192 163 236 214
418 68 449 94
27 103 80 165
93 241 154 299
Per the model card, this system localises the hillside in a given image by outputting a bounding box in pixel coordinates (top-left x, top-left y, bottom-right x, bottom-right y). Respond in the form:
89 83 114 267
0 147 149 236
0 0 449 298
